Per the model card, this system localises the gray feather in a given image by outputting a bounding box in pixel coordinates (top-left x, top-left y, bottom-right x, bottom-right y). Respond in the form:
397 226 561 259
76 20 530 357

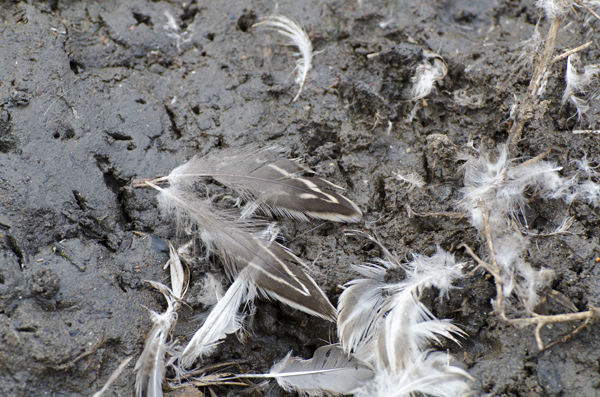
167 146 362 222
270 344 374 396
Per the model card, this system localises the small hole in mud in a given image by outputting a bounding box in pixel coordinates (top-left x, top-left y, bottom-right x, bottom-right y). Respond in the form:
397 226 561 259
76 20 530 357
132 12 152 26
237 10 256 32
53 132 60 139
69 59 84 74
62 127 75 140
135 98 146 104
191 105 200 115
205 32 215 41
200 51 207 57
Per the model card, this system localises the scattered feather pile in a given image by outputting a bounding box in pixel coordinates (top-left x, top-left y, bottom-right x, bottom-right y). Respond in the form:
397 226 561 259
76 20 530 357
410 51 448 101
254 14 314 102
233 233 471 396
561 54 600 121
347 240 472 397
457 145 600 313
139 146 362 368
340 233 470 396
134 243 188 397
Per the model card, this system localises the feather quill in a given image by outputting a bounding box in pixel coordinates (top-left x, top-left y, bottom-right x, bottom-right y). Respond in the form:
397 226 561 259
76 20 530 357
254 14 314 102
270 344 374 396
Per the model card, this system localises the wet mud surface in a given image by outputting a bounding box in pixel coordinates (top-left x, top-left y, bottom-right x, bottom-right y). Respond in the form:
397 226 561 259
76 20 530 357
1 0 600 396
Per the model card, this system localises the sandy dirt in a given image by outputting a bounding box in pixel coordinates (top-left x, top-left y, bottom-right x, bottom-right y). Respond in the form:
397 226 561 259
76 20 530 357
1 0 600 396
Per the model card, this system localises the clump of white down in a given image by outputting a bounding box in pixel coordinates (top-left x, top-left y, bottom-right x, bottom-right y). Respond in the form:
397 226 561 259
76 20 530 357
458 145 600 313
535 0 571 20
562 54 600 121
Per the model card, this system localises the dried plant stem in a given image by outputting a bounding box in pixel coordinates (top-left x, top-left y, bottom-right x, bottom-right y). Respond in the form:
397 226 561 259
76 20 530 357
573 129 600 134
132 176 169 188
551 41 593 64
479 202 507 319
507 17 562 153
53 333 106 370
514 147 551 169
410 210 467 219
541 317 591 351
460 241 599 349
575 0 600 22
460 203 600 350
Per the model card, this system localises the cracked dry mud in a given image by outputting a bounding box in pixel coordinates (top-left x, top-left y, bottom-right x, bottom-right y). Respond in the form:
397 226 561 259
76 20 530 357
1 1 600 396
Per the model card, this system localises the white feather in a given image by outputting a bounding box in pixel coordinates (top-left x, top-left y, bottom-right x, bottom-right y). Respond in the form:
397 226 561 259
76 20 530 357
178 269 254 368
394 171 426 190
561 54 600 121
197 273 226 306
338 234 466 376
134 282 180 397
337 265 387 363
376 289 463 371
458 145 564 232
269 344 374 396
254 14 314 102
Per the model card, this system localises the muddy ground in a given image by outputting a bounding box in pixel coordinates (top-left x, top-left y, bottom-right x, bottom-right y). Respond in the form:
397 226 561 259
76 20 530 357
1 0 600 396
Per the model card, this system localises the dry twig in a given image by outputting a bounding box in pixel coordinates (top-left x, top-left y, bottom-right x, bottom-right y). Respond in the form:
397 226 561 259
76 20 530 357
507 17 562 153
551 41 593 64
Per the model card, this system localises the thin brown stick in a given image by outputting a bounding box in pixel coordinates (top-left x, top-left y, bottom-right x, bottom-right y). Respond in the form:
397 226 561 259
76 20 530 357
515 147 552 169
535 323 545 350
505 308 600 327
551 41 593 64
479 202 508 320
410 210 467 219
458 243 499 280
541 317 593 351
132 177 168 188
507 17 562 153
52 333 106 370
575 0 600 22
92 357 133 397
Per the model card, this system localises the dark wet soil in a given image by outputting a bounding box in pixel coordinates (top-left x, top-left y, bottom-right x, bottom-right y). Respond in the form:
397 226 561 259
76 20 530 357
1 1 600 396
